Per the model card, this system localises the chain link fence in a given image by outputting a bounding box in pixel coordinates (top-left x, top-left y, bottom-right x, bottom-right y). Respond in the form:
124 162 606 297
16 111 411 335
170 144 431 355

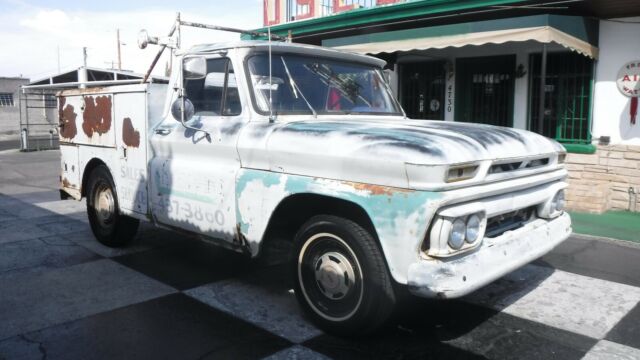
19 88 59 151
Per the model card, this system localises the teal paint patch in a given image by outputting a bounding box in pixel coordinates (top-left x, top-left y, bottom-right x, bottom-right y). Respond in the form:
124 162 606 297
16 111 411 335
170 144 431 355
235 169 286 235
236 168 283 195
283 172 441 235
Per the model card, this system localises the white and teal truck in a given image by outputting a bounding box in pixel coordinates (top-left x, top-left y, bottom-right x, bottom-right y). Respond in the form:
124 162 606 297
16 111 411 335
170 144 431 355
57 19 571 335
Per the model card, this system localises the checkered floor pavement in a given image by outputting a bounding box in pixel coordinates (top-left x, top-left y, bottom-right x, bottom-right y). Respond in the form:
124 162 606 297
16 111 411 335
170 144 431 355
1 151 639 360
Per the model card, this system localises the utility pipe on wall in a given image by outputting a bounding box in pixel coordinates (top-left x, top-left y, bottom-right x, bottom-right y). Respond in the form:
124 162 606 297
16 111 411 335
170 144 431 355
537 43 547 135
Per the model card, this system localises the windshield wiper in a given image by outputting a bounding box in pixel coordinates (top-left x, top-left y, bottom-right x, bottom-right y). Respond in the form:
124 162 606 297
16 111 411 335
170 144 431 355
304 63 371 108
280 57 317 117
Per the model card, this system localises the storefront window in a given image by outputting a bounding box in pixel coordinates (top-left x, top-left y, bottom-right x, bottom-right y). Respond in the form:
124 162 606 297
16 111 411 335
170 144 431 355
529 52 594 144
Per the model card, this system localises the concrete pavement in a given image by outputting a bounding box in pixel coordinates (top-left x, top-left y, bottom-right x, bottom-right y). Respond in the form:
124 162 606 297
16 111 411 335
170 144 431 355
0 149 639 360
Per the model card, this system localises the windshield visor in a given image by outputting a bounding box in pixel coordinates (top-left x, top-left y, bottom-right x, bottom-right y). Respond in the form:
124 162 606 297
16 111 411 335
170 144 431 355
247 53 402 116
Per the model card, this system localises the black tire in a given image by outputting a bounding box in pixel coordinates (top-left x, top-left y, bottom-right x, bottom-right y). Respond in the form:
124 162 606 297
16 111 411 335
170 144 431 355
86 165 139 247
292 215 396 336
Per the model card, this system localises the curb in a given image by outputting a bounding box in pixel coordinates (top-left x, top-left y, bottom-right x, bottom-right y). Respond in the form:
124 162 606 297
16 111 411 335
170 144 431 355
571 232 640 249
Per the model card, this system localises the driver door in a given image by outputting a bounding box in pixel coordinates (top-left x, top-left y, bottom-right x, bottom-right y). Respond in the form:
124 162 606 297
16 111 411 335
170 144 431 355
149 55 244 242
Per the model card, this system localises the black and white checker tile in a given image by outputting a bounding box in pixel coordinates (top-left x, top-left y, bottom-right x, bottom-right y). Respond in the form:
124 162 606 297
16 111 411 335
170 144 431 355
1 189 639 360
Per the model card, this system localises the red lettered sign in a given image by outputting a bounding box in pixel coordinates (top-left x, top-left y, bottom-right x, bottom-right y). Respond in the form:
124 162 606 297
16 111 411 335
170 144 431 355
617 60 640 125
617 61 640 97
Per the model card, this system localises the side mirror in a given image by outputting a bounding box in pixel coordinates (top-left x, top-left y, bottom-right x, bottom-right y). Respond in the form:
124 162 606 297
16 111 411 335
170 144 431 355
183 57 207 80
171 97 195 122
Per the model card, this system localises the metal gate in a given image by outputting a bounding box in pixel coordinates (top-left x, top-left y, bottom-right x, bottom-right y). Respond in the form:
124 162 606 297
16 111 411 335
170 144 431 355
455 55 515 126
528 52 593 144
401 61 446 120
19 88 59 151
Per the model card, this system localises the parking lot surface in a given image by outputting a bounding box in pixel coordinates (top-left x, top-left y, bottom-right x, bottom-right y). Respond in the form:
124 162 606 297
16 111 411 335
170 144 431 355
1 149 639 360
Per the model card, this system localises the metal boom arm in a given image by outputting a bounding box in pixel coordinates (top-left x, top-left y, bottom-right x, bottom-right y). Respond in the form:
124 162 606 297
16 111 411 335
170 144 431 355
141 15 287 83
141 21 178 83
179 20 287 41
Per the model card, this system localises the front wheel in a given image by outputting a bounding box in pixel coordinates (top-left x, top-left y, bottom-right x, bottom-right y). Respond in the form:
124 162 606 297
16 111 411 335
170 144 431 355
86 165 139 247
292 215 396 335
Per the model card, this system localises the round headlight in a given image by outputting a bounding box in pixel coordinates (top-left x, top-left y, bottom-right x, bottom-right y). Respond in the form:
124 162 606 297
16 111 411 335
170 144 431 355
554 190 565 212
449 218 466 250
465 214 481 243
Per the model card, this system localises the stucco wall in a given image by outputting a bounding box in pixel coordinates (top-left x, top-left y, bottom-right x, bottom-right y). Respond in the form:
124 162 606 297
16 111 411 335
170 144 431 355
0 78 29 136
591 17 640 146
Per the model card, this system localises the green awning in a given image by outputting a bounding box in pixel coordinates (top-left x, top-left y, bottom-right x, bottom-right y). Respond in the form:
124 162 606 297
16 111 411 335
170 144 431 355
323 15 599 59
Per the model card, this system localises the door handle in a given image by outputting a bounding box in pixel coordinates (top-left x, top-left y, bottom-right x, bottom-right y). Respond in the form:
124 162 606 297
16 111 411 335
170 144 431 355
154 128 172 135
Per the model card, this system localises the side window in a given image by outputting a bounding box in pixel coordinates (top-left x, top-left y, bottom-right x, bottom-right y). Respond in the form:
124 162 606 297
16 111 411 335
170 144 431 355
223 62 241 116
185 58 242 117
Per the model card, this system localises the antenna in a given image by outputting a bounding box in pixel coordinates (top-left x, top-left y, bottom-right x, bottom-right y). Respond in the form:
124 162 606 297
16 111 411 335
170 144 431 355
268 26 274 122
116 29 122 70
176 12 181 49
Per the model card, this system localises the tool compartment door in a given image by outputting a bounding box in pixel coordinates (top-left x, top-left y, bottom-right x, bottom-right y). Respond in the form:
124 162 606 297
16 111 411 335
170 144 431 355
113 91 148 215
58 93 116 147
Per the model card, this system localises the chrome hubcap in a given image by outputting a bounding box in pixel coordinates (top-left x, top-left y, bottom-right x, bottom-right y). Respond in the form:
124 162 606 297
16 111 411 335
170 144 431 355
314 251 355 300
298 233 364 322
95 185 115 226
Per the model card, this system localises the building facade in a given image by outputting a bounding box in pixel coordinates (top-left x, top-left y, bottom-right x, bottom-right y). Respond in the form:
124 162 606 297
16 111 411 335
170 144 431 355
0 77 30 136
252 0 640 213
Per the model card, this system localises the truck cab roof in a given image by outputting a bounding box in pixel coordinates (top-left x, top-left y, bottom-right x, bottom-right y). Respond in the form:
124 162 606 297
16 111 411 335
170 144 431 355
186 40 387 69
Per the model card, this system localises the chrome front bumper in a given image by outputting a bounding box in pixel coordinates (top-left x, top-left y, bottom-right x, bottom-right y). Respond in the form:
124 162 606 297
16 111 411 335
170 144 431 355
407 212 571 299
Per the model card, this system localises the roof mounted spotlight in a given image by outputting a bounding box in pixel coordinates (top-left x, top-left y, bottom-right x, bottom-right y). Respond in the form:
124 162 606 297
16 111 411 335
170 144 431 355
137 29 177 50
137 29 158 49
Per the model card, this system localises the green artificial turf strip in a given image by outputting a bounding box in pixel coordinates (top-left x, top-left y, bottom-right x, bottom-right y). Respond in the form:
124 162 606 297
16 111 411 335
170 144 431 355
569 211 640 243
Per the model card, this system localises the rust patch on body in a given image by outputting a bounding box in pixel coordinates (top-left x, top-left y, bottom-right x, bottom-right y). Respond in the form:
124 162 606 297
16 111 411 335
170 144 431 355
58 97 78 139
122 117 140 147
343 181 414 196
82 95 112 137
61 177 71 188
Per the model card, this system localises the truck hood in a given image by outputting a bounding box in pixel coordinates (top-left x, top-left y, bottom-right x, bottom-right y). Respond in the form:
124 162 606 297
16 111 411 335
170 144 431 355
267 119 563 164
260 118 565 188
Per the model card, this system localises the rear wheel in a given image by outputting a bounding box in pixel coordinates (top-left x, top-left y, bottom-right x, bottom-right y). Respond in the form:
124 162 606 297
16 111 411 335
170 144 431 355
293 215 396 335
86 165 139 247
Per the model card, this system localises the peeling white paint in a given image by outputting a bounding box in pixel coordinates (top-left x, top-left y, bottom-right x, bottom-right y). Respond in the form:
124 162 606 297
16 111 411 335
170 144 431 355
237 174 289 251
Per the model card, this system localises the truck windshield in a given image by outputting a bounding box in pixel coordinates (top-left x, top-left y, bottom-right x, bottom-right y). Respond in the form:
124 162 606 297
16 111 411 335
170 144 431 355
247 53 402 116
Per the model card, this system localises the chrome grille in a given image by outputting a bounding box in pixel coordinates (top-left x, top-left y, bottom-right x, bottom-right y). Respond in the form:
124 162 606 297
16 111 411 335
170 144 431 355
489 157 550 174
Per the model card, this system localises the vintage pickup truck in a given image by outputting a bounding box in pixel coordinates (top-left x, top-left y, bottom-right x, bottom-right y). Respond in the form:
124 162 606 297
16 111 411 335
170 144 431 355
57 30 571 334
